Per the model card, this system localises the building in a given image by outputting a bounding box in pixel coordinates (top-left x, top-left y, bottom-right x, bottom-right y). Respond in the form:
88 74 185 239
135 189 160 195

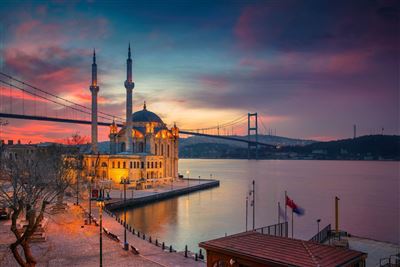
83 45 179 189
199 231 367 267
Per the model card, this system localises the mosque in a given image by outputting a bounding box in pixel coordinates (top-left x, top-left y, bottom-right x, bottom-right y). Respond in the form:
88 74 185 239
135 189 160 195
83 45 179 189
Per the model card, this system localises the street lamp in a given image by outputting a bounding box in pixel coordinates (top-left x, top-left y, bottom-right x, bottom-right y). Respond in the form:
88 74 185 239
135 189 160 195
120 177 130 251
198 175 201 184
96 188 105 267
87 175 94 225
317 219 321 234
186 170 190 187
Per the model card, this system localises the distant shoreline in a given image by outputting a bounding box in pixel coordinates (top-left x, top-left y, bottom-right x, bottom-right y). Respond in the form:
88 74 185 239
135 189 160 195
179 157 400 162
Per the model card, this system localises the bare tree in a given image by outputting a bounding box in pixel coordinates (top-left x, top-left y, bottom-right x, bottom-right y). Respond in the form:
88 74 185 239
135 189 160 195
64 132 90 205
0 144 75 267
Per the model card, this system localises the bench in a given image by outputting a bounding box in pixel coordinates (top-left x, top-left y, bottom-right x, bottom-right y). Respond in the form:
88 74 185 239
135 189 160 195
130 245 139 255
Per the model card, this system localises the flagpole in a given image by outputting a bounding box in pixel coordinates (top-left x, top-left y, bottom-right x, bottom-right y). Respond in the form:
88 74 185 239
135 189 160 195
291 208 294 238
284 190 287 223
278 202 280 225
278 201 281 236
245 196 248 231
252 180 255 230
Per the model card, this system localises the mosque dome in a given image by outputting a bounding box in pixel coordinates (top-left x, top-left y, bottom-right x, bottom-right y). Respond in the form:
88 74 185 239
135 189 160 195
132 102 164 124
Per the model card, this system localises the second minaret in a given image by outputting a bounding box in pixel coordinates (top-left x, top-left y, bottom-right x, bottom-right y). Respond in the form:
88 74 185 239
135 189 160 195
90 49 99 153
124 44 135 153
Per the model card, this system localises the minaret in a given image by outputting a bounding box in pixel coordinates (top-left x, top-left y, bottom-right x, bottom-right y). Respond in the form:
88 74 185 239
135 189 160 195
90 49 99 153
124 43 135 153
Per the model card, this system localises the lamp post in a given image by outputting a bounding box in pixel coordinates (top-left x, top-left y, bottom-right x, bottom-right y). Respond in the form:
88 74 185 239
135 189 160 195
317 219 321 234
96 188 105 267
120 177 130 250
88 175 93 225
186 170 190 187
76 156 82 205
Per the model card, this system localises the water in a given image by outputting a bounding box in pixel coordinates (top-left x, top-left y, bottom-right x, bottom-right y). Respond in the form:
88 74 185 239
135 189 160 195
116 159 400 251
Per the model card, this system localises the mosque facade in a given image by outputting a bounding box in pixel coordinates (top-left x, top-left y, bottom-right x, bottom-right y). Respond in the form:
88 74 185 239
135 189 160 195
83 46 179 189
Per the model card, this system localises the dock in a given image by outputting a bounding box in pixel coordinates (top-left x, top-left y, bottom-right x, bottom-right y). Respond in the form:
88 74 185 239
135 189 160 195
106 178 220 211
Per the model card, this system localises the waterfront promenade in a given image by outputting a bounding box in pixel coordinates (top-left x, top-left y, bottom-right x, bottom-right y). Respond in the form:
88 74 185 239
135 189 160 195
0 180 215 266
0 203 205 267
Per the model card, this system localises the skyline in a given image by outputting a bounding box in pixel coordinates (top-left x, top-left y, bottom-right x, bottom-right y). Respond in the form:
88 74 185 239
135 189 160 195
0 0 399 143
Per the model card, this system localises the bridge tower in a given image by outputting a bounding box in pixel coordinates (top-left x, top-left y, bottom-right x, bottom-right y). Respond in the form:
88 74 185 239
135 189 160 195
89 49 99 153
124 43 135 153
247 113 258 159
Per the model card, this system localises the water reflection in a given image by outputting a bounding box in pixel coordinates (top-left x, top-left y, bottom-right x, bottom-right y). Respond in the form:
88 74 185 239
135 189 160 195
116 159 399 252
123 198 179 238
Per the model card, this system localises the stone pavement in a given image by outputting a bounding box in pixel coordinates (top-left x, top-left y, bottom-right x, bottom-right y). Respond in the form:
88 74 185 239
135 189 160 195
0 203 205 267
82 198 205 267
0 205 161 267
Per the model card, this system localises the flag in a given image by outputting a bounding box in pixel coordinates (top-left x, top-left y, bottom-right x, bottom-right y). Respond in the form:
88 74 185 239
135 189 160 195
279 204 287 221
286 196 305 216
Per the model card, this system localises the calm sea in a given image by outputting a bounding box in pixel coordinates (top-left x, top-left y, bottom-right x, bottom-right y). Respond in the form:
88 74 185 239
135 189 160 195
117 159 400 251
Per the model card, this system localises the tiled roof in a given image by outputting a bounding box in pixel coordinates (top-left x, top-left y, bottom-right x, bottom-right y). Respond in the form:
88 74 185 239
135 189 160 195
199 232 366 267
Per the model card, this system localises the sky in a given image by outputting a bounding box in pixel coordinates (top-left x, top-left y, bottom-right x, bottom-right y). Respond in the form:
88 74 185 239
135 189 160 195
0 0 398 143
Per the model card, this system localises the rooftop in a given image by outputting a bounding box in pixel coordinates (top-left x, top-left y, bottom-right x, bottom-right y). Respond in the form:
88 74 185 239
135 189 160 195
199 231 366 267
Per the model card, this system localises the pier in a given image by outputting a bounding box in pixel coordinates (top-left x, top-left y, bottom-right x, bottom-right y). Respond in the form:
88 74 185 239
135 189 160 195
106 178 220 211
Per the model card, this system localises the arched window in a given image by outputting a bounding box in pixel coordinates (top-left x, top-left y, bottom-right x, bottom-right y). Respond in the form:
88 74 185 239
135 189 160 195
118 161 120 168
141 162 144 169
123 162 126 169
167 145 170 157
161 144 164 156
130 161 132 169
160 161 162 168
147 162 150 168
151 162 154 168
155 162 158 168
112 161 115 168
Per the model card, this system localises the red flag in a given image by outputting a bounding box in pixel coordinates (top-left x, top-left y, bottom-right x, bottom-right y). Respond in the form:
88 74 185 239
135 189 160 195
286 196 305 215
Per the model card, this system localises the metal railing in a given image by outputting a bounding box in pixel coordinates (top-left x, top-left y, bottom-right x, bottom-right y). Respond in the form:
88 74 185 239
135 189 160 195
380 253 400 267
309 224 331 243
253 222 288 237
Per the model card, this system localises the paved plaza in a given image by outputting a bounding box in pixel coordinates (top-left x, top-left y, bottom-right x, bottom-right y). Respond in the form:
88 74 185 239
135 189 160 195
0 201 205 267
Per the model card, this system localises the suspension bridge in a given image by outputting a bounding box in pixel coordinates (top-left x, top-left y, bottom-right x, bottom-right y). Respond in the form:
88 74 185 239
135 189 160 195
0 72 275 158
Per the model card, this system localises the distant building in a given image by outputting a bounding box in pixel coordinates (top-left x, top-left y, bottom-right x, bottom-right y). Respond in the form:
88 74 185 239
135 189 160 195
83 46 179 189
199 231 367 267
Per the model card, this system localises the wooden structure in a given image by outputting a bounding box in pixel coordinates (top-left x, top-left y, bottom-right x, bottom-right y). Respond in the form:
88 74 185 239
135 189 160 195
199 231 367 267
